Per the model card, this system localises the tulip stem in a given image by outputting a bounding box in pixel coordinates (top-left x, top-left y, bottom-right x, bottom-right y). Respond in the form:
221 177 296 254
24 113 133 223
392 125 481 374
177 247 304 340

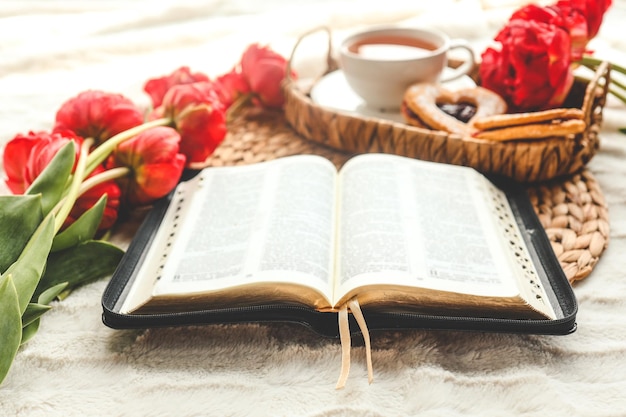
579 55 626 75
77 167 130 195
608 86 626 104
578 55 626 105
225 93 254 123
51 166 131 232
53 138 93 233
84 117 172 179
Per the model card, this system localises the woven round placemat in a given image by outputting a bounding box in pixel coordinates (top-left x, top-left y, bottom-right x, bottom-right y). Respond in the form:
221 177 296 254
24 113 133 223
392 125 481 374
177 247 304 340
205 109 610 283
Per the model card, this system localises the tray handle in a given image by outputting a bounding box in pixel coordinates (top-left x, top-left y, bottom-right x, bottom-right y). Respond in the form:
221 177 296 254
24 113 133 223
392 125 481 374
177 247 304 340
580 60 610 127
286 26 338 85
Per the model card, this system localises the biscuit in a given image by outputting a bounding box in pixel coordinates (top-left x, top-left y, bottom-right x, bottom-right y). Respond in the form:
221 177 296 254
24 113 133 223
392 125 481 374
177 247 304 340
473 119 586 141
472 108 584 131
400 101 429 129
402 83 507 135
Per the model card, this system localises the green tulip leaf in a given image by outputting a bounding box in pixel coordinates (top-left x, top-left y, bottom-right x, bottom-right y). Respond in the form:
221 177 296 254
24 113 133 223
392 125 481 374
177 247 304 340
0 194 44 273
4 215 55 314
22 303 51 328
52 195 107 252
38 282 69 305
34 240 124 299
0 274 22 384
20 320 40 346
26 140 75 216
20 283 68 346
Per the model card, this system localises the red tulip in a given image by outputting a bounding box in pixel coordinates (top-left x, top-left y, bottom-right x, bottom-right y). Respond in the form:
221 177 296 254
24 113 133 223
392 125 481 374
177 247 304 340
3 130 80 194
240 43 296 108
2 130 121 231
150 82 226 166
511 5 567 31
511 4 587 61
3 133 44 194
554 0 612 40
106 126 186 206
143 66 210 108
54 90 144 146
480 17 574 112
214 69 251 109
510 1 612 62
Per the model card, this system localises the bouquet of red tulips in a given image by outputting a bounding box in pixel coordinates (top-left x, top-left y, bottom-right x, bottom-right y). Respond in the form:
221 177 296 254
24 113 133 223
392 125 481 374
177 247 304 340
479 0 616 113
0 43 295 384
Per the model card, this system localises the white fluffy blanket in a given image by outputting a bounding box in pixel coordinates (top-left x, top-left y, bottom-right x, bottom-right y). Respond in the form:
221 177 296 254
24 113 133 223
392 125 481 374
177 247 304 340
2 1 626 416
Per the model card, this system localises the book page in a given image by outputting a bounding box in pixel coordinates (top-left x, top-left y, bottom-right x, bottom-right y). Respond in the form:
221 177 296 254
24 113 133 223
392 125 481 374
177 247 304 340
334 154 523 305
121 155 338 313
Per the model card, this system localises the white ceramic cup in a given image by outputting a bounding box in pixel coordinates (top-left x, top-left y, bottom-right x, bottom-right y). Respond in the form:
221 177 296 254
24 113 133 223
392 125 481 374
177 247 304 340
339 27 476 111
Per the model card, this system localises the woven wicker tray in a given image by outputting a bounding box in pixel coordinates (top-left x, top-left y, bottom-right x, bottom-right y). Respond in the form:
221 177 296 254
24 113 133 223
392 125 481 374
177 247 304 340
205 109 609 283
282 28 610 184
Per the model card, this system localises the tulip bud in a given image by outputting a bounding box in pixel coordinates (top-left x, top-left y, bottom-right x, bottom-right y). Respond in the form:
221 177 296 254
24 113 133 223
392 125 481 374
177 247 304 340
150 82 227 166
54 90 144 146
144 66 211 108
106 126 186 206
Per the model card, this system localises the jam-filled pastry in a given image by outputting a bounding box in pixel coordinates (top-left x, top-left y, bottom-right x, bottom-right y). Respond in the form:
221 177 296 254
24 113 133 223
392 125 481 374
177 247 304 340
401 82 507 135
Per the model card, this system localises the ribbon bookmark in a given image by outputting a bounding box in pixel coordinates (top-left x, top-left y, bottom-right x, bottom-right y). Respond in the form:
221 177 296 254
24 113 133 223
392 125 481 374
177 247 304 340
335 297 374 389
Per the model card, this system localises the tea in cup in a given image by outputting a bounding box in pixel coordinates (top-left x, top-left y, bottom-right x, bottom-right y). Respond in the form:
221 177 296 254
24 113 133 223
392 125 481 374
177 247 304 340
339 27 475 110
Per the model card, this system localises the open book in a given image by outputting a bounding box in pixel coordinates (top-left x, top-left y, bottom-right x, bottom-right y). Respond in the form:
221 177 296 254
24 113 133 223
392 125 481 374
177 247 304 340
116 153 566 322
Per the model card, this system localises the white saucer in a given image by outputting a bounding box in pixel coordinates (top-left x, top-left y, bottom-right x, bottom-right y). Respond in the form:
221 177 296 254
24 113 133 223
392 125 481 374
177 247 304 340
309 68 476 123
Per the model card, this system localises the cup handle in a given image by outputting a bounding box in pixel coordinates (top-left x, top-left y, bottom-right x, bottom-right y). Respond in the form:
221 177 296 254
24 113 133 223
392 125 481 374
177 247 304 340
440 39 476 83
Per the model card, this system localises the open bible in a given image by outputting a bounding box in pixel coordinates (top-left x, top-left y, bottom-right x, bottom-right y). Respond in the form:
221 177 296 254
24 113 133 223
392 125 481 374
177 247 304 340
104 153 576 333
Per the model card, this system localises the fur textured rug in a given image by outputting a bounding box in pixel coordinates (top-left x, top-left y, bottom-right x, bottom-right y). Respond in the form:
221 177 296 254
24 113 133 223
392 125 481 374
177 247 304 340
2 1 626 416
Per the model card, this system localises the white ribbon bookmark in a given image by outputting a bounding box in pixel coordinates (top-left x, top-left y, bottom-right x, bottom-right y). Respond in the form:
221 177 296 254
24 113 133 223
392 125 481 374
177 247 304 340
335 297 373 389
